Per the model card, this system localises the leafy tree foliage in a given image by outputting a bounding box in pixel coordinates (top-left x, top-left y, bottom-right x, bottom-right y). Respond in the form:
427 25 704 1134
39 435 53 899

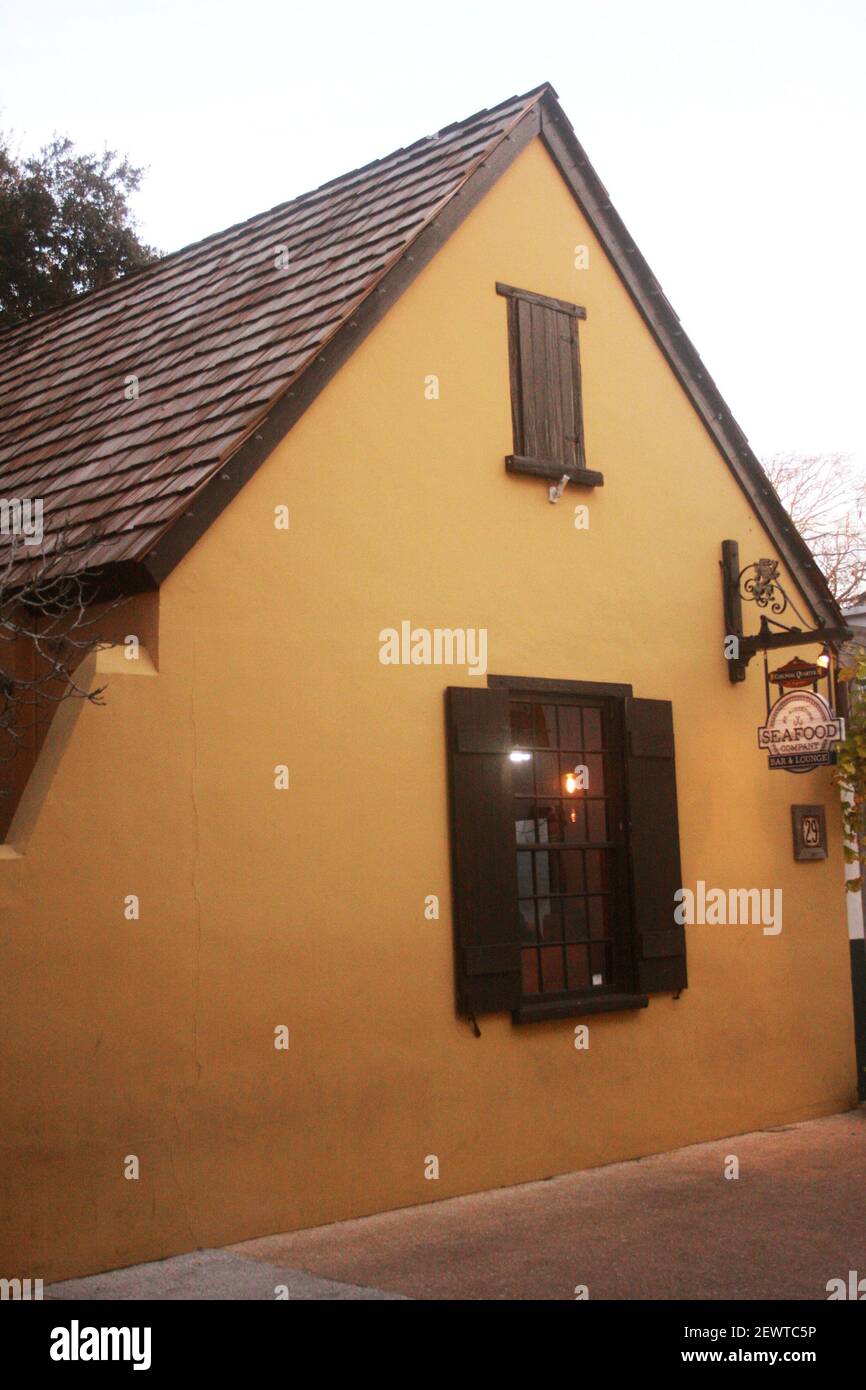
837 649 866 892
0 133 158 327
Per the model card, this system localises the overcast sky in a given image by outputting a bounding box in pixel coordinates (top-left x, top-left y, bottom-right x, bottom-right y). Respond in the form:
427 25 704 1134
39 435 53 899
2 0 864 473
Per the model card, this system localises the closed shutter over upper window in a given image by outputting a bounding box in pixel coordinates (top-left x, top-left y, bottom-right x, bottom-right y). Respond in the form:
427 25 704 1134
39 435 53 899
497 283 602 488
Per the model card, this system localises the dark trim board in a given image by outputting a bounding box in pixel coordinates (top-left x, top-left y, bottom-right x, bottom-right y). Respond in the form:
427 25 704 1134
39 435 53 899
496 282 586 318
141 105 546 586
134 84 842 634
851 937 866 1101
535 95 840 630
514 992 649 1024
506 456 604 487
488 674 634 698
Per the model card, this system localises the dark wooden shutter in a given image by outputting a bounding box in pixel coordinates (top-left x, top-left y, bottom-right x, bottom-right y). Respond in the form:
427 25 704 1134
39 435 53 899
498 283 602 486
517 297 581 472
625 698 687 994
445 686 522 1015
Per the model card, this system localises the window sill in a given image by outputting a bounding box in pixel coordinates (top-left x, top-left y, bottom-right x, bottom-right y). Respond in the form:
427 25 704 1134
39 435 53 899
512 992 649 1024
506 456 604 487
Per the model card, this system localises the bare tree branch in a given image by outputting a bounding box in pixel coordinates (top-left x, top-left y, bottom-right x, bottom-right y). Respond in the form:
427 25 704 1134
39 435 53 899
763 452 866 606
0 535 124 792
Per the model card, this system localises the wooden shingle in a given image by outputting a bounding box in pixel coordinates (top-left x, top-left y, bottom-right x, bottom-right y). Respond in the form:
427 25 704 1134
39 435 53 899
0 89 545 582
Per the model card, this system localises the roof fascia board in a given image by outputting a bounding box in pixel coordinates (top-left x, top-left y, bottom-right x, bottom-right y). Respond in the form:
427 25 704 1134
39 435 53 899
142 88 839 632
141 103 543 587
537 94 840 628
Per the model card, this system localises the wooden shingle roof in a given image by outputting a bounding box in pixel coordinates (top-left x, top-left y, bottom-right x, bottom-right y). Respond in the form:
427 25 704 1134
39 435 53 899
0 87 546 582
0 83 844 628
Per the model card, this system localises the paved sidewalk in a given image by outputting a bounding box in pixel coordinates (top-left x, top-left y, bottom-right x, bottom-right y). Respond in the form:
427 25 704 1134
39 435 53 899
48 1109 866 1301
48 1249 403 1301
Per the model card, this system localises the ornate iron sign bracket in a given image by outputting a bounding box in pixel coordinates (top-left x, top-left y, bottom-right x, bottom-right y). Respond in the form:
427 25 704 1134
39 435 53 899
720 540 851 684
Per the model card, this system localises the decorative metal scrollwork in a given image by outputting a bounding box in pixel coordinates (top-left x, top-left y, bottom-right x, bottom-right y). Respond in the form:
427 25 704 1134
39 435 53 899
738 559 790 617
721 538 851 685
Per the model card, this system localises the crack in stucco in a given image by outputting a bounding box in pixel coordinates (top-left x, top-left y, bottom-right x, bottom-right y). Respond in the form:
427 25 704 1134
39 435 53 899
168 1121 198 1249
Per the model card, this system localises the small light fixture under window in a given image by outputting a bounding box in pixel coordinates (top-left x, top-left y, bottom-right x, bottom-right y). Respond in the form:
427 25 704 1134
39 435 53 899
509 749 531 763
816 645 832 670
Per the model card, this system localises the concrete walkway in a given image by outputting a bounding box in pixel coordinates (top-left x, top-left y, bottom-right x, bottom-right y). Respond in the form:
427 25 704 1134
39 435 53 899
48 1249 404 1301
48 1109 866 1300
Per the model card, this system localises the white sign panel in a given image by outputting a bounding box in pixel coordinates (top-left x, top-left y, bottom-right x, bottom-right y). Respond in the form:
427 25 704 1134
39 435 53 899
757 690 844 773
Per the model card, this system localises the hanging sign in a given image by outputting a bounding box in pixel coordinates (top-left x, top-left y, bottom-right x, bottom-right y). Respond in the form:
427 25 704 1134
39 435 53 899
768 657 821 689
757 689 844 773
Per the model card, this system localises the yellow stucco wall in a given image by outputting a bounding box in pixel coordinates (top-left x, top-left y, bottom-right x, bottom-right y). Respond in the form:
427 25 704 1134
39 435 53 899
0 137 857 1281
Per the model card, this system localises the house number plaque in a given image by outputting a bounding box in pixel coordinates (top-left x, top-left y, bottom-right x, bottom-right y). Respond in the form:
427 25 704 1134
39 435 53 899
791 805 827 862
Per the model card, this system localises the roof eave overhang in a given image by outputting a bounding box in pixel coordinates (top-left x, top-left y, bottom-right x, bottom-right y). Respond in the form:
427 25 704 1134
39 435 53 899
138 89 843 632
138 102 546 588
536 92 842 630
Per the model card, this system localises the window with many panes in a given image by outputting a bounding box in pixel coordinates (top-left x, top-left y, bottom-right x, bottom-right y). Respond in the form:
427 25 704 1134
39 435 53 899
509 694 632 1000
445 681 686 1023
